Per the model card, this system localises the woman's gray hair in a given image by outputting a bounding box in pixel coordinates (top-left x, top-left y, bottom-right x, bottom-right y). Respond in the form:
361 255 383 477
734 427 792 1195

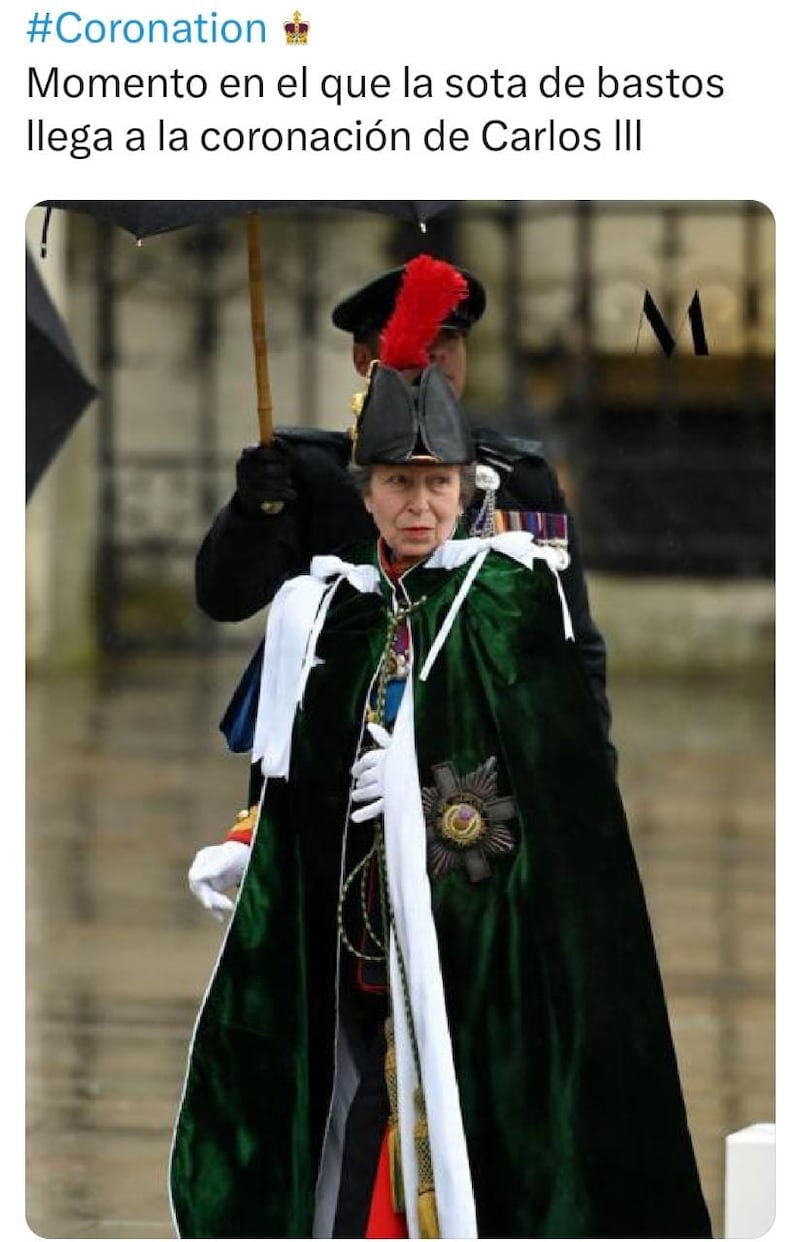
348 462 477 508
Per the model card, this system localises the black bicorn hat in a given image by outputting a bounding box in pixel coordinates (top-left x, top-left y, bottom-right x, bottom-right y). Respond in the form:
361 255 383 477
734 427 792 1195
352 363 475 466
333 263 486 340
349 255 476 466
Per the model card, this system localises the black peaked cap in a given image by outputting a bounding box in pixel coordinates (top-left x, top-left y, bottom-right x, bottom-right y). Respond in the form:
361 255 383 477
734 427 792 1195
333 265 486 339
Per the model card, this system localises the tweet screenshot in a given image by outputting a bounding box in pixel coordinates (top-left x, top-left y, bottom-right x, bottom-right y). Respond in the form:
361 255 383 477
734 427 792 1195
12 3 789 1240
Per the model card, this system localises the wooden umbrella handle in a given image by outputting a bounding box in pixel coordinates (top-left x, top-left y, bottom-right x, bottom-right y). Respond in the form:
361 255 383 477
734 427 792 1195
246 214 274 443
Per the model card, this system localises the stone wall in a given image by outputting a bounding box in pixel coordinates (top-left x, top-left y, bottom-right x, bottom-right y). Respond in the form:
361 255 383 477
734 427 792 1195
589 573 775 675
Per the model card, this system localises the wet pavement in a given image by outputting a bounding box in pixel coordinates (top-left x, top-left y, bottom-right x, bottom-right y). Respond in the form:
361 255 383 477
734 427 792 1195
26 653 774 1238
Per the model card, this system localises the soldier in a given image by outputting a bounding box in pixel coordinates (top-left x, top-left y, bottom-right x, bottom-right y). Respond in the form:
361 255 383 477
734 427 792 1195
195 261 615 771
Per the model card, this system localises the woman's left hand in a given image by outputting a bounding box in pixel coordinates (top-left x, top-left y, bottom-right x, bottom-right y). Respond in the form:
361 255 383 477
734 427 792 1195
350 722 391 822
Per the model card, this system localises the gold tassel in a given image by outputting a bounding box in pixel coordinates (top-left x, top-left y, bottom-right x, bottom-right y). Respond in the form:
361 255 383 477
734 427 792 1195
388 1120 405 1216
414 1087 440 1239
384 1018 405 1213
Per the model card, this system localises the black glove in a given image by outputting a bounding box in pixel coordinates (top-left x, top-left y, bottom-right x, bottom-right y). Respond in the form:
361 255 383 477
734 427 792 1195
235 441 297 515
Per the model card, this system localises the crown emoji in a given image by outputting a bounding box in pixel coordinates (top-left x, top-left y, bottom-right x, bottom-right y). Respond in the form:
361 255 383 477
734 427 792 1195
284 10 310 44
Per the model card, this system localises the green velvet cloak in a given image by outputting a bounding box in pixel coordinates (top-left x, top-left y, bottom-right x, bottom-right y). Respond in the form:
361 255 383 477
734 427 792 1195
170 544 711 1239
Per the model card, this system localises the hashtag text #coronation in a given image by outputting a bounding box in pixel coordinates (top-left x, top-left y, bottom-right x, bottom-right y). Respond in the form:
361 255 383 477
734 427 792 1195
26 11 268 45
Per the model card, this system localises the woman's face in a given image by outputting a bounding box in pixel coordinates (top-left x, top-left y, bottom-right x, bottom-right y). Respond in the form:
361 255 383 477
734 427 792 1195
364 464 463 562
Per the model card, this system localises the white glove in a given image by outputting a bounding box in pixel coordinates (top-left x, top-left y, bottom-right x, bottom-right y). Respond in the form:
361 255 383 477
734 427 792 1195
188 840 250 922
350 722 392 823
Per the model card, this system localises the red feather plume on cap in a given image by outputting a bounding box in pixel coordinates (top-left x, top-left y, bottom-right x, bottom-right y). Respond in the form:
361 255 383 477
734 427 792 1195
379 255 468 371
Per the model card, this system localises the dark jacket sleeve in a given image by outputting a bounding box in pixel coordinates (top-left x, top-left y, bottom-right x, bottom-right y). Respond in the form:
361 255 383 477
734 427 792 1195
495 451 617 773
195 495 306 622
195 433 375 623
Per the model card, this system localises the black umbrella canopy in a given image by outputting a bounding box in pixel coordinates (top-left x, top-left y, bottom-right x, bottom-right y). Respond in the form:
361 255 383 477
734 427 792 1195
26 248 97 501
39 200 457 443
40 200 455 241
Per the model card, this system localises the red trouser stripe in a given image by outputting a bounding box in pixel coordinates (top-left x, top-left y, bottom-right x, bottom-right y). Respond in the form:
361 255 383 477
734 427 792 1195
365 1127 408 1238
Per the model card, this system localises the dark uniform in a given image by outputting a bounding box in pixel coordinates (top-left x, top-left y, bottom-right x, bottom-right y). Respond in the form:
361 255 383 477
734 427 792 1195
195 266 615 770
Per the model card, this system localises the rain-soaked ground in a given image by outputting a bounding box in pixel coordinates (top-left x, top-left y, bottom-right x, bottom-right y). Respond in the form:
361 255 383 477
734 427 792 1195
26 652 774 1239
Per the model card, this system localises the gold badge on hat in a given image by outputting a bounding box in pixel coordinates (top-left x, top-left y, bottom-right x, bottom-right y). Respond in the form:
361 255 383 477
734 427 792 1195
284 10 310 44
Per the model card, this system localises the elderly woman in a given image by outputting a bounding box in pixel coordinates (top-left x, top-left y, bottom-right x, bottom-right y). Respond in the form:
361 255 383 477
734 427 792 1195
169 262 710 1240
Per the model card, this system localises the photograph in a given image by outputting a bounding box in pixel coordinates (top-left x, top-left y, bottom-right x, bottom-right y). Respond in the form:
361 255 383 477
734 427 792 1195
25 200 774 1239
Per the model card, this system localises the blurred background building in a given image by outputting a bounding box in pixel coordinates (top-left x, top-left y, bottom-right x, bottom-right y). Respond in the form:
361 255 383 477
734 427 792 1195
26 200 774 659
26 201 774 1237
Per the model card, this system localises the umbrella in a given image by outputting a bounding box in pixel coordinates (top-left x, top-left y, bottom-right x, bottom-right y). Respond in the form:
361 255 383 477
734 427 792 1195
39 201 456 444
41 201 452 240
26 246 97 501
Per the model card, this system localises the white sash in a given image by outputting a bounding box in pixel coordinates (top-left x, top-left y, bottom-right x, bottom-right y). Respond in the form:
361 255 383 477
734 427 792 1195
253 557 380 777
384 681 479 1238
